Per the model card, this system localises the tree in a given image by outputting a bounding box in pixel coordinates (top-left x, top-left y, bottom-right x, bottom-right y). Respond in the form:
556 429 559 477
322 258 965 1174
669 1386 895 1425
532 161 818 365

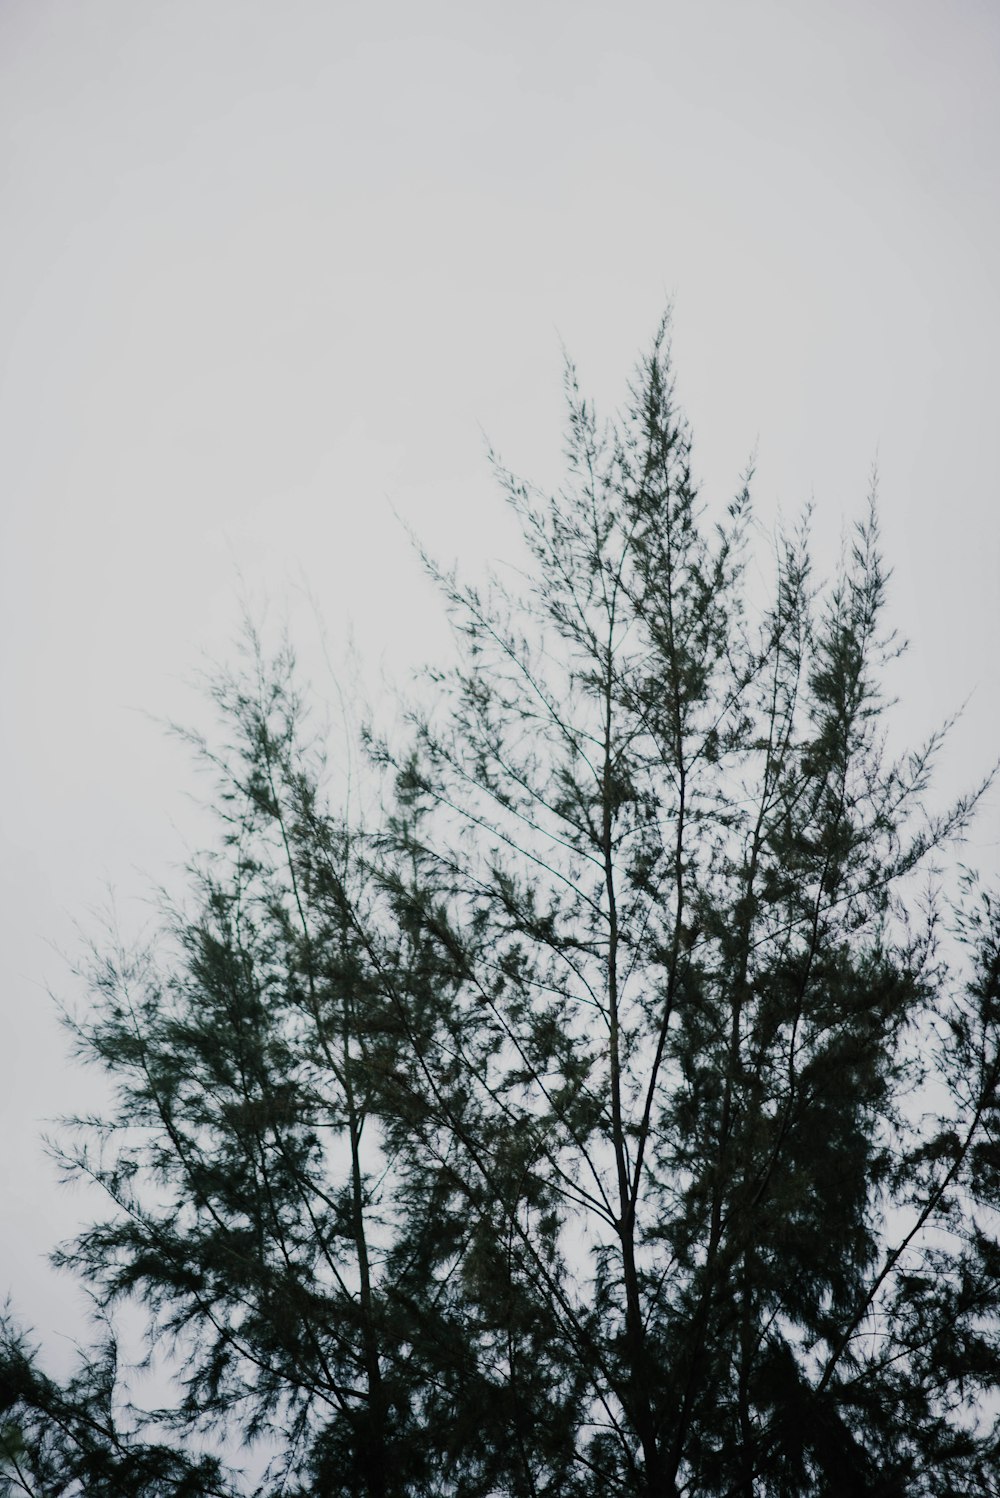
4 320 1000 1496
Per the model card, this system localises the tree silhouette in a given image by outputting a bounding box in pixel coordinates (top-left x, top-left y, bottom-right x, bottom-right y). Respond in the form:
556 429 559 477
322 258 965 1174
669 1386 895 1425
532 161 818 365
4 322 1000 1496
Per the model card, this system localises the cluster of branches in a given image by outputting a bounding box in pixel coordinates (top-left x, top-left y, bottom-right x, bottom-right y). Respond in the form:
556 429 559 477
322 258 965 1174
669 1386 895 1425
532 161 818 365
4 323 1000 1496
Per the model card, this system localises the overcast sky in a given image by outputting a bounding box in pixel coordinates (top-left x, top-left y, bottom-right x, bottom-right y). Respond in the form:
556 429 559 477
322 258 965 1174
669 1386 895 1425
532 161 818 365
2 0 999 1357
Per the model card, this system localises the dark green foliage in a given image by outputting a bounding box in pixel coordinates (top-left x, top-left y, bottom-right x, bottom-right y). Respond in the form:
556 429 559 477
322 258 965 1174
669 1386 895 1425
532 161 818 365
0 1315 230 1495
4 322 1000 1495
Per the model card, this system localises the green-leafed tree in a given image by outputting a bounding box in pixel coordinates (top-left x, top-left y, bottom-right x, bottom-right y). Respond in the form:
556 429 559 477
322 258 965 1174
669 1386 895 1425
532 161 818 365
4 322 1000 1496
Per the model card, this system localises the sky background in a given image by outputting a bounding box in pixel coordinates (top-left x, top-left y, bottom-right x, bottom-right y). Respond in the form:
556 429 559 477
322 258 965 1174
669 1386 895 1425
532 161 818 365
2 0 999 1359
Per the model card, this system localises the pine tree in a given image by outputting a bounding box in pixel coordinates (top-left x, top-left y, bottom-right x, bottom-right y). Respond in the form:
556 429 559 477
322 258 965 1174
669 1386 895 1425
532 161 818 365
4 321 1000 1496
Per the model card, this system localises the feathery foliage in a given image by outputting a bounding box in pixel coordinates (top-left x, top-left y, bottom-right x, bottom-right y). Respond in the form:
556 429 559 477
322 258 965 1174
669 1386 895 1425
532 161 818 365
4 322 1000 1496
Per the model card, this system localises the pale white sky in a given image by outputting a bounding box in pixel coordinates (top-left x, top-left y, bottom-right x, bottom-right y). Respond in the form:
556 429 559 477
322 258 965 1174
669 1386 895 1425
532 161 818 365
2 0 998 1355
